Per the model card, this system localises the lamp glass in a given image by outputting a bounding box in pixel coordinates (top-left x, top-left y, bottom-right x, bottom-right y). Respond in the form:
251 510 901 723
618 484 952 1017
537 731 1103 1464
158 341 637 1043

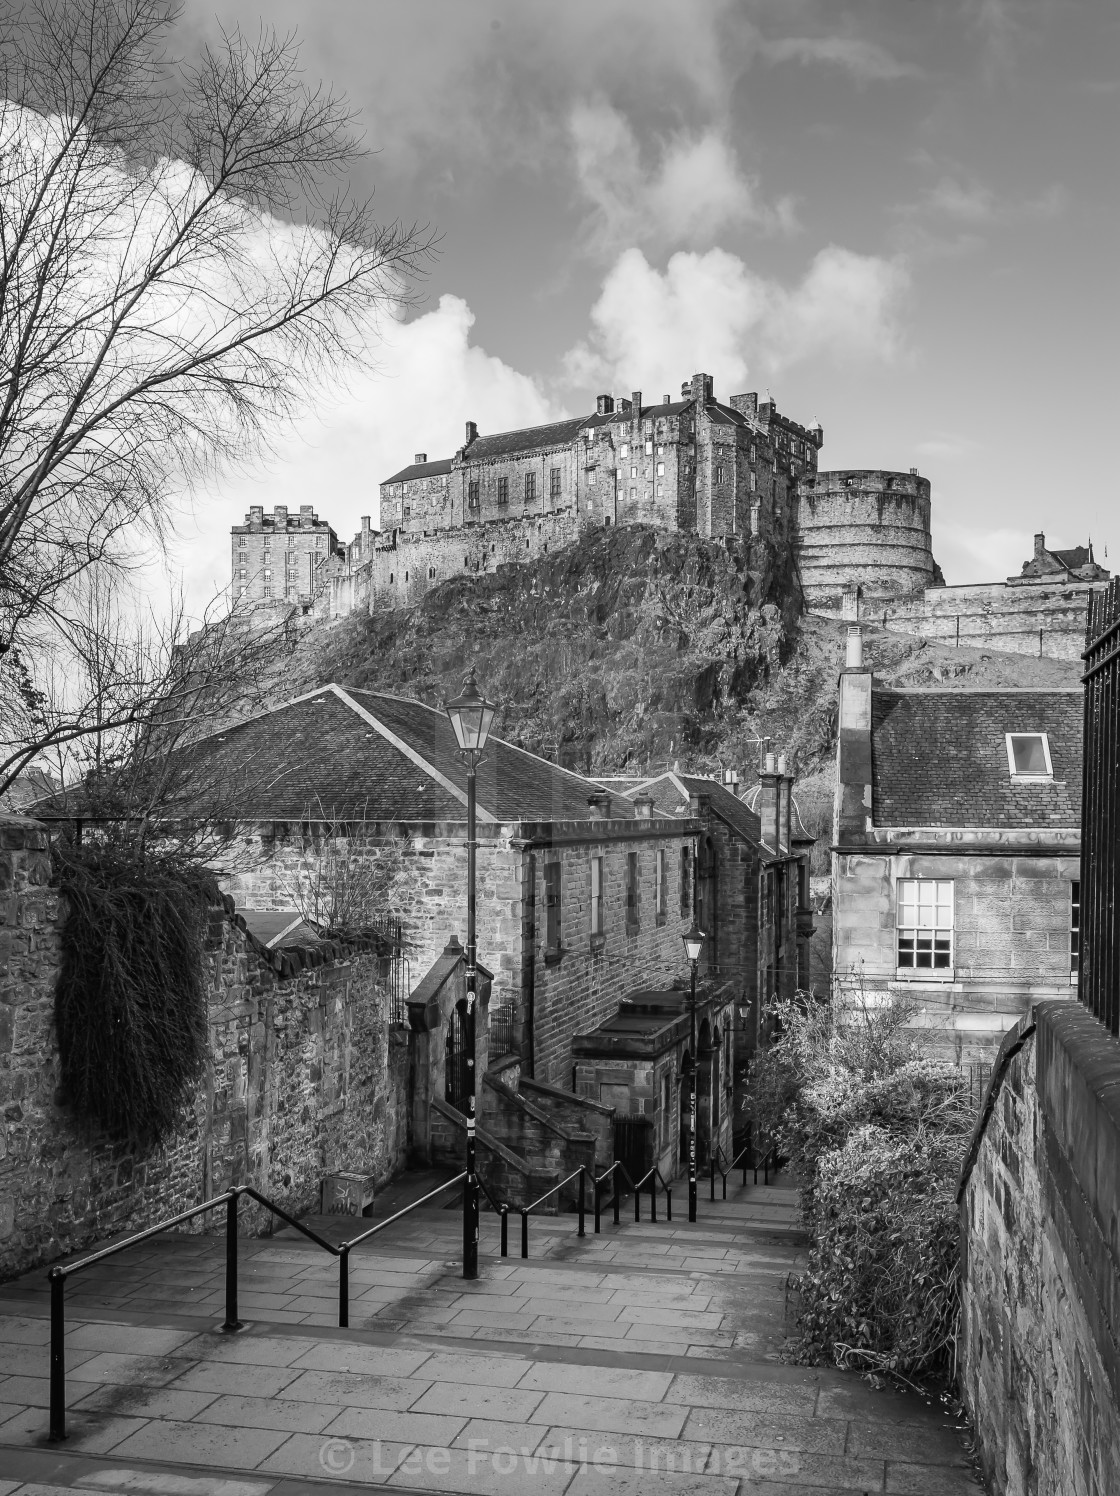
682 922 705 964
446 670 497 753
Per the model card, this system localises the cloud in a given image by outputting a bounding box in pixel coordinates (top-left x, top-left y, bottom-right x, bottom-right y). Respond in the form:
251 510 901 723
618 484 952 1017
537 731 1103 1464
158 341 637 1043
569 101 796 253
760 35 918 83
915 434 978 462
174 294 560 617
563 244 908 397
915 176 1066 225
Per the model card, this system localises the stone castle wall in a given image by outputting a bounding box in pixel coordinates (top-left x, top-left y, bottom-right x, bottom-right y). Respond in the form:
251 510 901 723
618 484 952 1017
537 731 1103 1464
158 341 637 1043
959 1002 1120 1496
879 579 1092 662
796 470 939 604
0 817 409 1280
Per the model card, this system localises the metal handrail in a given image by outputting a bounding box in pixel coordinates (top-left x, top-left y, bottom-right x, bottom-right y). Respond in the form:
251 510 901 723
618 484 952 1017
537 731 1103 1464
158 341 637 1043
754 1143 780 1185
45 1172 470 1443
519 1165 589 1258
631 1163 673 1223
709 1141 755 1198
476 1175 511 1257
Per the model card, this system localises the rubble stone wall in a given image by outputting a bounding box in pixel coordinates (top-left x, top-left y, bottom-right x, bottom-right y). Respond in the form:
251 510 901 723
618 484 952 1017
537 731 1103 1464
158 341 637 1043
0 817 409 1280
958 1001 1120 1496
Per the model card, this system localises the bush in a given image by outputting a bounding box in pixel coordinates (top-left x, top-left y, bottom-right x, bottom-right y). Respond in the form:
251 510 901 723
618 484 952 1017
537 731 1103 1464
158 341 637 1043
750 989 971 1380
54 842 218 1143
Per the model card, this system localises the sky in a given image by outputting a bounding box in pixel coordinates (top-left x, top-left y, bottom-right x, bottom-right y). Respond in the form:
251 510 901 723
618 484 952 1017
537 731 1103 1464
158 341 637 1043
167 0 1120 612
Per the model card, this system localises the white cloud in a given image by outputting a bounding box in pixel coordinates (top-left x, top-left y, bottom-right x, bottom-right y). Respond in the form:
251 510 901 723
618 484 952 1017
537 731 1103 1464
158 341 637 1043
760 35 918 83
570 101 795 252
174 294 560 618
564 245 908 396
915 433 978 461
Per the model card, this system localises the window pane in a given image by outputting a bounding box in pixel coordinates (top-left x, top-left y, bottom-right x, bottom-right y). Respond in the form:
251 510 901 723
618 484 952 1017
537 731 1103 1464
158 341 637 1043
1011 735 1048 773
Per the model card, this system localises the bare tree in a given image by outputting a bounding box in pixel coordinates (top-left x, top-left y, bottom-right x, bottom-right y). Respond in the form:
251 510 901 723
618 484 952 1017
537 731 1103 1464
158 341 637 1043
277 809 410 936
0 0 433 649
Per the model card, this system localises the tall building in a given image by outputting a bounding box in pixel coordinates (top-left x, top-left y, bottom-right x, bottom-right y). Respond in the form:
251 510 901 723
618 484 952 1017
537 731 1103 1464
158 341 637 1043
231 504 338 608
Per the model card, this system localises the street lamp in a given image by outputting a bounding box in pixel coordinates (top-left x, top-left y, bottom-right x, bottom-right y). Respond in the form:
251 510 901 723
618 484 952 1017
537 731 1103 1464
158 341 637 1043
682 920 705 1223
446 667 497 1280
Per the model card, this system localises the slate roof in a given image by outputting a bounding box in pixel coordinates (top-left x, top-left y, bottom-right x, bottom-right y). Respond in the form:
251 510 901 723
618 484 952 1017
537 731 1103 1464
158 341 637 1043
620 771 765 847
121 684 643 827
581 401 693 429
381 458 454 484
870 689 1083 830
463 417 588 463
1051 545 1096 571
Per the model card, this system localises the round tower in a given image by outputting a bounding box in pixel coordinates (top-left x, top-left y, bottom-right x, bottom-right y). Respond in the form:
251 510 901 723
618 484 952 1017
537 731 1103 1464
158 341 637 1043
795 469 940 607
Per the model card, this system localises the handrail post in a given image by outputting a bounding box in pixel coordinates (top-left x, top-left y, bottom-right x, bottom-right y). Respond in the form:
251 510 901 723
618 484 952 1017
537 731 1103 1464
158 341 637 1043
521 1210 529 1259
577 1169 586 1238
222 1190 242 1333
338 1245 350 1328
48 1268 66 1442
594 1176 601 1235
666 1187 672 1222
650 1174 657 1224
634 1180 641 1222
722 1168 727 1201
500 1208 508 1258
710 1159 715 1202
613 1173 620 1226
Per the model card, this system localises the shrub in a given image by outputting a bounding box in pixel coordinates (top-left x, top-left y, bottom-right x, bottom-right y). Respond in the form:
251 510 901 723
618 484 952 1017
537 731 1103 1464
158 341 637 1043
54 842 218 1143
750 988 971 1380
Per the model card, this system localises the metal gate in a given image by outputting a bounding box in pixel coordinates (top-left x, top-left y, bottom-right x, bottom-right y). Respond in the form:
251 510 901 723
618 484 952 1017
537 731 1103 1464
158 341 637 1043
445 1001 470 1113
614 1116 654 1181
1082 578 1120 1035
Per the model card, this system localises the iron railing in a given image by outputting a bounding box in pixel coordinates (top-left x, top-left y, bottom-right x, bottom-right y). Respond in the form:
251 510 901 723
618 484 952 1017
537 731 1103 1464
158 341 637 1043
967 1062 993 1112
489 1003 517 1058
1081 579 1120 1035
45 1174 469 1443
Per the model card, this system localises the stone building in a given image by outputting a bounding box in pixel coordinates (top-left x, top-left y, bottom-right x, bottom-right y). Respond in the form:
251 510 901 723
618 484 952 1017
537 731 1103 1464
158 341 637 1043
230 503 338 608
1010 530 1109 586
832 629 1082 1063
328 372 824 615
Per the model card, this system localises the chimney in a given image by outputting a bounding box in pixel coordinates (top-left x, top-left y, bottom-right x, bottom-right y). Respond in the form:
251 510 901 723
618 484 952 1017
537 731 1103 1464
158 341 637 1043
633 792 654 819
909 466 918 476
464 421 478 445
1034 532 1046 560
837 631 873 845
596 394 615 415
414 452 427 465
587 790 612 818
249 505 264 522
690 372 714 405
299 504 315 519
777 754 791 854
361 515 371 533
758 753 781 853
663 394 670 404
274 504 288 523
631 391 642 418
729 392 758 418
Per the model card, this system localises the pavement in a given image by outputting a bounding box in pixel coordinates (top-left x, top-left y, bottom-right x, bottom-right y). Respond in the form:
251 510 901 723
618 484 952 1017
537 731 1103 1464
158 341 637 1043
0 1169 983 1495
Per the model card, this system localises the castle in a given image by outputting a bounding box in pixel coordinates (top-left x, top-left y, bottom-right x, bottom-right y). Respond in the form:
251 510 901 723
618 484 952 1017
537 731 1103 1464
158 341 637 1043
230 368 1108 662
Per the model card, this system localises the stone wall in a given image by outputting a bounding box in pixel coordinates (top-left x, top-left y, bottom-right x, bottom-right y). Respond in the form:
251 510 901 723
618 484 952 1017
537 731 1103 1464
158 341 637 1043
833 847 1079 1063
0 818 409 1280
880 579 1093 663
958 1001 1120 1496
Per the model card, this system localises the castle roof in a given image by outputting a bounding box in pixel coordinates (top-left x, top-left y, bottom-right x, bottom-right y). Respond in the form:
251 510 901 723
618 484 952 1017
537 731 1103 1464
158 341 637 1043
617 771 767 848
382 457 453 484
463 416 589 461
869 688 1083 830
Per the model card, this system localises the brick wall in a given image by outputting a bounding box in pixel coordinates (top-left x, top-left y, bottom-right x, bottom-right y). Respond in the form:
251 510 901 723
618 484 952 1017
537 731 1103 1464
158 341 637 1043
833 849 1079 1063
958 1002 1120 1496
0 818 409 1280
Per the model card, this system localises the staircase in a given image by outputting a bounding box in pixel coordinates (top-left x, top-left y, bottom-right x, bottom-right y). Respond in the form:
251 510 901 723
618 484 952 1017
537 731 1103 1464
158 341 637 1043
0 1169 982 1493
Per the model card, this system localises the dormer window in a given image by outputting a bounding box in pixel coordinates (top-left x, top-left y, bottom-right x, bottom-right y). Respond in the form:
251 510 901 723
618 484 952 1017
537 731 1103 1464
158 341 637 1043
1006 733 1053 781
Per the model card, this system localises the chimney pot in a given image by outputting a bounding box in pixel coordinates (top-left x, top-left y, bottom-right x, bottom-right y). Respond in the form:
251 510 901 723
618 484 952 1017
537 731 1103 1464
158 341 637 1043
596 394 615 415
845 626 863 669
764 751 777 773
633 792 654 819
777 753 789 775
909 466 918 476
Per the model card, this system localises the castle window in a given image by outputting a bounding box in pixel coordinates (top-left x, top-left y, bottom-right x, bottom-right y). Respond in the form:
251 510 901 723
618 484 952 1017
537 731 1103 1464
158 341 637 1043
750 471 757 492
630 466 637 478
750 444 756 462
263 584 272 598
656 483 663 496
657 445 664 456
263 568 271 579
468 480 480 508
428 567 436 579
620 444 628 458
237 536 246 549
389 573 393 583
656 462 664 476
625 851 640 934
402 503 410 518
496 476 508 505
715 464 726 483
544 860 562 952
629 486 637 498
524 471 536 503
404 571 409 582
645 441 653 455
550 467 561 499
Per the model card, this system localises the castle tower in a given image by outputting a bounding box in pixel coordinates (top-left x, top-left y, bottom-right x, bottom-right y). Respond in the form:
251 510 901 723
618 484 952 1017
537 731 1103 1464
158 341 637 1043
795 469 941 608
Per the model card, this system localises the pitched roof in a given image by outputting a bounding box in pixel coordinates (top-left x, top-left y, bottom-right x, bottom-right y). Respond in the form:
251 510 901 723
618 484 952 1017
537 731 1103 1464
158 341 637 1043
125 684 644 827
381 458 454 484
870 688 1083 830
619 771 764 846
1051 545 1095 571
463 417 589 462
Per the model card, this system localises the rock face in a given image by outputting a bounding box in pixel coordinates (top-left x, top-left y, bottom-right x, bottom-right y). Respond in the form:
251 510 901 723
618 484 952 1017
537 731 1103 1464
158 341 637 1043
307 525 802 775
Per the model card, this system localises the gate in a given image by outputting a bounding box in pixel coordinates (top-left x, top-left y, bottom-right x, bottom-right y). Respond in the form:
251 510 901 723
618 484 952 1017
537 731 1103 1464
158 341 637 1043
614 1116 654 1181
445 1001 470 1113
1081 578 1120 1035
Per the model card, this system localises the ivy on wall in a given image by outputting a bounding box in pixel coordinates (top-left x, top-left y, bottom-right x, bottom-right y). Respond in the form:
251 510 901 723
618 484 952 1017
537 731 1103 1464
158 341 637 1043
54 845 219 1143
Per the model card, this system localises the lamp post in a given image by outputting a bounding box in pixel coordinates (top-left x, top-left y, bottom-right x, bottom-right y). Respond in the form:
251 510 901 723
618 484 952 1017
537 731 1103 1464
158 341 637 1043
682 921 705 1223
445 667 497 1280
